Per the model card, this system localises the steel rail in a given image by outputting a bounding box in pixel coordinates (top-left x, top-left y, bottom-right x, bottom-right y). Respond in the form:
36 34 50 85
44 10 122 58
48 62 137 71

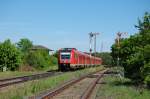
0 71 62 89
80 69 107 99
38 69 107 99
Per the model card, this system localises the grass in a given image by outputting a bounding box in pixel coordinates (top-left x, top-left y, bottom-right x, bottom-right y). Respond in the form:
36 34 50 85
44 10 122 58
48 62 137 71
0 66 104 99
0 71 41 79
96 68 150 99
40 65 58 71
0 65 58 79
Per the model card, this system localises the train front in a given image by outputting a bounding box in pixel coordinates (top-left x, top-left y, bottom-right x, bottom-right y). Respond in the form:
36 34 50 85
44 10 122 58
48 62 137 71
58 48 74 71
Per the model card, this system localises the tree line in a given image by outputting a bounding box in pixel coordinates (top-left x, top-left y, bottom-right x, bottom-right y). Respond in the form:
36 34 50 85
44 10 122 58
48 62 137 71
92 52 112 66
111 12 150 87
0 38 57 71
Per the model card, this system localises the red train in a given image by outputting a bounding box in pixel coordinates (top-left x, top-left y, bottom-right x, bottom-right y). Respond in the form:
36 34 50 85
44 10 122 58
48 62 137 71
58 48 102 71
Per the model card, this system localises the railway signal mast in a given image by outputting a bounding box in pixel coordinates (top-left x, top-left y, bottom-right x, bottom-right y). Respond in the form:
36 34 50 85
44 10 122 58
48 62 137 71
89 32 94 57
89 32 99 65
116 32 128 66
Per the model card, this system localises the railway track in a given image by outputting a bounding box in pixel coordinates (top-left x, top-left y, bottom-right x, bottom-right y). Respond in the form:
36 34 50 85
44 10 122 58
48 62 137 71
34 69 108 99
0 70 62 89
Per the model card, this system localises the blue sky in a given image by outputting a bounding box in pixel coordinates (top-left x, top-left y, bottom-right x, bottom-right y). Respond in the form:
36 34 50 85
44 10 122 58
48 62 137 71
0 0 150 52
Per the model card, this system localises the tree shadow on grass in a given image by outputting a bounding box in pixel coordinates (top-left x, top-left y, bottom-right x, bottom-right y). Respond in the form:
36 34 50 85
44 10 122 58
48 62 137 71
111 79 147 94
109 77 146 91
112 80 137 87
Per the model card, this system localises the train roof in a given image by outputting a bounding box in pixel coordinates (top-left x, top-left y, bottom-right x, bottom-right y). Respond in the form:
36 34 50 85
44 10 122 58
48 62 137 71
59 48 102 60
74 49 101 60
60 48 77 51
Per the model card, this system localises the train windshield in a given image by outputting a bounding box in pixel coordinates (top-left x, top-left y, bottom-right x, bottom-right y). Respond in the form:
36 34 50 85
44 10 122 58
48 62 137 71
61 52 70 59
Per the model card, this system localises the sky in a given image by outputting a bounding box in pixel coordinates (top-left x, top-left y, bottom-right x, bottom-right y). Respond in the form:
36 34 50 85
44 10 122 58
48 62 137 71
0 0 150 52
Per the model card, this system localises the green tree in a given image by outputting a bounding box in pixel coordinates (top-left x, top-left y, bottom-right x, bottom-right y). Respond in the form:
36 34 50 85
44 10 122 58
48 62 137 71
17 38 33 64
93 52 112 65
17 38 33 53
26 50 55 70
111 12 150 84
0 39 22 71
26 51 47 69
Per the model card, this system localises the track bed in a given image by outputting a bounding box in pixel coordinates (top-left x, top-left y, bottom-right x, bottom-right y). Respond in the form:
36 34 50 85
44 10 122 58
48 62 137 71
0 71 62 89
35 69 108 99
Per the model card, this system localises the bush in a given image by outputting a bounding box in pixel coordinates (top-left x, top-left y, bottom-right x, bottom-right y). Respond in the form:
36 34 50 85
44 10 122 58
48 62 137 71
50 56 58 65
26 51 46 69
26 50 57 70
0 39 22 71
125 51 144 81
143 62 150 87
142 45 150 87
99 52 112 65
16 38 33 64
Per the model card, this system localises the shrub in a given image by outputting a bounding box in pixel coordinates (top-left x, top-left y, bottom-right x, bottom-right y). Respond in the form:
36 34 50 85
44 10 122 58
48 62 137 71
16 38 33 64
26 51 46 69
143 62 150 87
50 56 58 65
26 50 57 70
142 45 150 87
0 39 22 71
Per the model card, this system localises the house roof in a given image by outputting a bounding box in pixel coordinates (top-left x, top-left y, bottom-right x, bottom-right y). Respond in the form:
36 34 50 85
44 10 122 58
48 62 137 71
30 45 53 51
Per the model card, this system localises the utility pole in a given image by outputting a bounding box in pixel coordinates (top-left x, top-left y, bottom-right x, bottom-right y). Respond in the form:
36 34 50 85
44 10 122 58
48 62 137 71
100 41 103 52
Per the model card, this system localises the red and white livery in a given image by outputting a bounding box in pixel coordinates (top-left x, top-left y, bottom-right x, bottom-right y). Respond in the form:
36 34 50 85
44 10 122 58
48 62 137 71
58 48 102 71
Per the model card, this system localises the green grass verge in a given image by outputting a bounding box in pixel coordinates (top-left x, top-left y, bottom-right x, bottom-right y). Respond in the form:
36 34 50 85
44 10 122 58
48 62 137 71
0 65 58 79
0 66 104 99
0 71 41 79
96 68 150 99
39 65 58 71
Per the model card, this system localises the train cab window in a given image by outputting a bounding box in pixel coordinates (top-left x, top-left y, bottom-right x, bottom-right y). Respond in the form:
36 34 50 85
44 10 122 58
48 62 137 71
61 53 70 59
